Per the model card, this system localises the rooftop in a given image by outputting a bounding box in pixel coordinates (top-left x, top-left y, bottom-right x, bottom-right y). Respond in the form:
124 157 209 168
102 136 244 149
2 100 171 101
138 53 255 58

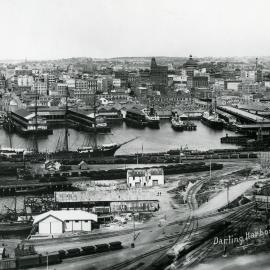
55 190 158 203
13 108 32 118
33 210 98 224
127 167 164 177
183 55 198 68
219 105 270 123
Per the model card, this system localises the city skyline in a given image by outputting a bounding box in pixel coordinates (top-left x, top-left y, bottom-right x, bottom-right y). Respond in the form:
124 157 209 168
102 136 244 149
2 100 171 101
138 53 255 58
1 0 270 60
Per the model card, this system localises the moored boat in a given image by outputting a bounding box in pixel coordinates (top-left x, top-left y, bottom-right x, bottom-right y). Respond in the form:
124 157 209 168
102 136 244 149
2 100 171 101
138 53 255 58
142 107 160 129
171 117 185 131
201 111 224 130
125 107 147 128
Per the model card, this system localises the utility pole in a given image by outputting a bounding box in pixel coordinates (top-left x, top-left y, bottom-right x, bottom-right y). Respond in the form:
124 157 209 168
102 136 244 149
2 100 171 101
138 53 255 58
227 183 230 208
209 159 212 180
131 211 136 248
46 252 49 270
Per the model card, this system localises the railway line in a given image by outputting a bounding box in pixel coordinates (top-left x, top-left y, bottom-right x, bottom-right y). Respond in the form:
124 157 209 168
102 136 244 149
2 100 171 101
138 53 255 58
30 163 258 269
100 178 204 270
174 201 260 270
25 226 153 246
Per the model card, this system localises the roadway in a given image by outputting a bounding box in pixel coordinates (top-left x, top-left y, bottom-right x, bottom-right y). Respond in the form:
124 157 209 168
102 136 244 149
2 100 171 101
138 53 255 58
28 160 259 270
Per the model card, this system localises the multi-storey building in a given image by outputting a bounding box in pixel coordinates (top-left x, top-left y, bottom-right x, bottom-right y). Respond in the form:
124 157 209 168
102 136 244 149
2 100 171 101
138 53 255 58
17 75 34 87
66 78 75 89
75 79 89 90
150 58 168 94
32 81 48 95
193 76 209 88
0 75 6 90
139 69 150 83
46 74 57 92
74 79 97 100
128 72 139 89
112 78 121 89
15 68 32 77
97 77 113 93
56 83 68 97
115 70 129 87
88 79 97 93
224 80 241 91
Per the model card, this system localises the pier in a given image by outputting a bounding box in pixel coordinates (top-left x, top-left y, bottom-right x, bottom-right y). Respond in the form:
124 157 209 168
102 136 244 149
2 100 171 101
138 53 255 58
220 135 249 145
218 105 270 124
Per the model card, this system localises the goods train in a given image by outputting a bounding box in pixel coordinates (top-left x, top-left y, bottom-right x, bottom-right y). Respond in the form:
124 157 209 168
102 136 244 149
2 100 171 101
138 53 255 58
0 241 122 269
58 241 122 259
0 252 61 270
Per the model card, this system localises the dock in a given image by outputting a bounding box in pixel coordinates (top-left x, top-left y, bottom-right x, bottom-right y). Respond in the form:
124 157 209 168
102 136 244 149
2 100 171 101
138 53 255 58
220 135 249 145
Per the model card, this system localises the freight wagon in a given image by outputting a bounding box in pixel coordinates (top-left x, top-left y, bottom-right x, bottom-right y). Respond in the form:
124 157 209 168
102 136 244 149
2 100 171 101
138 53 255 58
58 241 123 259
0 253 62 269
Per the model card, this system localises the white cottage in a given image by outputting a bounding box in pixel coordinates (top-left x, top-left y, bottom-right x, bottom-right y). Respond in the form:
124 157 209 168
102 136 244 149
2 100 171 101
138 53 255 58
127 168 164 188
33 210 98 235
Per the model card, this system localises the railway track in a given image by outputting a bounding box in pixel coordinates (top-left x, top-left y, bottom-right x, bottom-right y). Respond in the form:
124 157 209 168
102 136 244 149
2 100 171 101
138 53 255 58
100 178 204 270
25 226 153 246
174 201 260 270
102 244 173 270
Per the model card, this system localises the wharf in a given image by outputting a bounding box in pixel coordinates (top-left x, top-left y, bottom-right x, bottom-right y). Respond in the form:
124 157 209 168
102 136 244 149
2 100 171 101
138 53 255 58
220 135 249 145
218 105 270 124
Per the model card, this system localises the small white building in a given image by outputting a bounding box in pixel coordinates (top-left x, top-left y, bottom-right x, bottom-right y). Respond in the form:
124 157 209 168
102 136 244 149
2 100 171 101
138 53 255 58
78 160 89 170
33 210 98 235
127 168 164 188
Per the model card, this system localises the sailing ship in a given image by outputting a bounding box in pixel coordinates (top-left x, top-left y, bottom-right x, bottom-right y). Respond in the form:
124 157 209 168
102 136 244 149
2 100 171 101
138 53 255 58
0 197 32 235
52 87 136 158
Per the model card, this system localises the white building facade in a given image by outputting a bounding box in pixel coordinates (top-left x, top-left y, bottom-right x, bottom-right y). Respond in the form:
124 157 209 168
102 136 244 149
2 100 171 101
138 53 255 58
127 168 164 188
33 210 98 235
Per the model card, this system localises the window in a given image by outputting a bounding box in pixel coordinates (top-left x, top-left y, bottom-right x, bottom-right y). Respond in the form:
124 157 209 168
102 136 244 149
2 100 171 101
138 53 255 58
66 221 69 223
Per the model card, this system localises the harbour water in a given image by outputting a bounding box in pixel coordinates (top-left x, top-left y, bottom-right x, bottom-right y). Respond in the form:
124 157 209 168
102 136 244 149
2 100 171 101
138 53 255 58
0 120 239 218
0 120 238 155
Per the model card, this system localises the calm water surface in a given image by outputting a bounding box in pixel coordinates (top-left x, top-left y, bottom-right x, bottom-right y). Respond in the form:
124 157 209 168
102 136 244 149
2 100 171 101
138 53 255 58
0 120 238 215
0 120 238 155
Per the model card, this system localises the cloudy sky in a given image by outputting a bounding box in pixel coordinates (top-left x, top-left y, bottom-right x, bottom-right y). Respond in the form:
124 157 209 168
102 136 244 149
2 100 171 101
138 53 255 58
1 0 269 60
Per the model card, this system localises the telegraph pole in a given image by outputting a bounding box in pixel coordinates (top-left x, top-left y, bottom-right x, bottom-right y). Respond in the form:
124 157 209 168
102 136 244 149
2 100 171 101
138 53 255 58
209 159 212 180
227 183 230 208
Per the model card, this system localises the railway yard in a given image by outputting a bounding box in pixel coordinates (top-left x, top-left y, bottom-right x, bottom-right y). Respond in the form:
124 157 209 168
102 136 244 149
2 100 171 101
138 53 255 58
0 159 267 269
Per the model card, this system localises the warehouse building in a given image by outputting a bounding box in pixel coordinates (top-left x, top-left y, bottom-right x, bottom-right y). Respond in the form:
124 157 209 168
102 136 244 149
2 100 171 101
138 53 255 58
54 190 159 223
33 210 98 235
127 168 164 188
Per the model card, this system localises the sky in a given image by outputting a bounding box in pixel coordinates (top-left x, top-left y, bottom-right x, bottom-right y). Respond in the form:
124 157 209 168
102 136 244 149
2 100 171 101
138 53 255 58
0 0 270 60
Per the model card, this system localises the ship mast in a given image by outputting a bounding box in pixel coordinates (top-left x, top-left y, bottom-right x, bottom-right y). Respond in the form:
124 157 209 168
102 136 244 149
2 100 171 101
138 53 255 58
93 90 97 150
214 91 217 114
33 82 39 153
63 86 69 152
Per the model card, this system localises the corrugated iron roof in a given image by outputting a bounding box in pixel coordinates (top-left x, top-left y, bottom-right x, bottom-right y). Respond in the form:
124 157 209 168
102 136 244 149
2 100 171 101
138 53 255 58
13 109 31 118
33 210 98 224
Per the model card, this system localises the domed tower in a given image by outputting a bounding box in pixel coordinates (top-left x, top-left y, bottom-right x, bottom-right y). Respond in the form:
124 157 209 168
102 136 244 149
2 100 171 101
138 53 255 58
183 55 198 72
183 55 198 90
